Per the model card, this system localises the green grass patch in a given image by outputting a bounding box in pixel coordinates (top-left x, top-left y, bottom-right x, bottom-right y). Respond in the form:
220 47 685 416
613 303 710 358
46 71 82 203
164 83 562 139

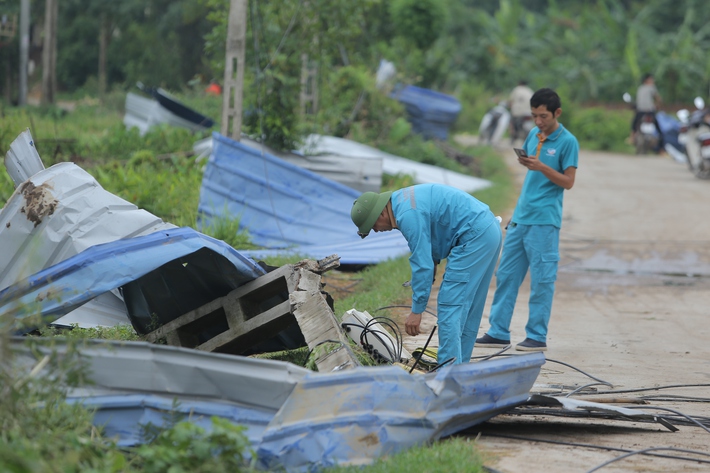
333 257 413 322
323 437 486 473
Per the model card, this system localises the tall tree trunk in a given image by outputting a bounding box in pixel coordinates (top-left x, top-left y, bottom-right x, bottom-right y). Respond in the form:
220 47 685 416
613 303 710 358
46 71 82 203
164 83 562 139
98 13 108 102
41 0 58 105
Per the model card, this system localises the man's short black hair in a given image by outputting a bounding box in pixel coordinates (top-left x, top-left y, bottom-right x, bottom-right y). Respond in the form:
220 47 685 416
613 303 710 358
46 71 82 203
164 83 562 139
530 88 561 114
641 73 653 83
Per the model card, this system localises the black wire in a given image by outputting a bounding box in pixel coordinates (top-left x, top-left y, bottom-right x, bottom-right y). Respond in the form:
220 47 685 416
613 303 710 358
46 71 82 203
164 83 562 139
576 383 710 396
410 325 437 374
369 316 404 361
431 357 456 372
340 316 404 364
624 405 710 434
585 446 710 473
472 344 510 362
470 353 613 389
565 382 611 397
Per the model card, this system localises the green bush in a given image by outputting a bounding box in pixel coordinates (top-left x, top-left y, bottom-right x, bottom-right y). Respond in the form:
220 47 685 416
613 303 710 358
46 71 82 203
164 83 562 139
567 105 633 153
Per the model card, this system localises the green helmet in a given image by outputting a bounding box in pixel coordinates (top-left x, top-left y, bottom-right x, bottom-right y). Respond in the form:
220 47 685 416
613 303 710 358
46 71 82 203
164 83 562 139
350 191 393 238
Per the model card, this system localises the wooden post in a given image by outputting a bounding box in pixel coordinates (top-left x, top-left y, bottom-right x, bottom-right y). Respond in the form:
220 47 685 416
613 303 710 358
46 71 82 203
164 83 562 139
221 0 247 141
299 53 318 117
18 0 29 105
98 13 108 103
41 0 58 105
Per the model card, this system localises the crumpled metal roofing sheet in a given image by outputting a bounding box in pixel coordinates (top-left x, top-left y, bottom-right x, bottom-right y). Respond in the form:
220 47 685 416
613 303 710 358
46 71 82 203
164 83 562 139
0 227 265 332
197 132 410 265
193 136 383 193
123 91 213 136
1 130 177 328
12 337 545 472
300 134 492 193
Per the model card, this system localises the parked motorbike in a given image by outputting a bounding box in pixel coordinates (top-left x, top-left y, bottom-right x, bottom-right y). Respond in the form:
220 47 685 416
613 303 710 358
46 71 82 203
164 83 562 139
656 111 685 163
510 114 534 144
478 101 510 146
623 92 659 155
683 97 710 180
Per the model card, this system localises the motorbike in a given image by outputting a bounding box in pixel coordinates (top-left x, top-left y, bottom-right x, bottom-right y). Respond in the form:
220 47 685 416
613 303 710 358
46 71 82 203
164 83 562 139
623 92 659 155
683 97 710 180
478 101 510 146
510 114 534 144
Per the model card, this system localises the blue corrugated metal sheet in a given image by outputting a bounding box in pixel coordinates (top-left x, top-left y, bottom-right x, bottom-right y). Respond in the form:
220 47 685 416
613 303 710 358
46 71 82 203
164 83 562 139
197 132 410 265
0 227 265 332
392 85 462 140
14 337 545 472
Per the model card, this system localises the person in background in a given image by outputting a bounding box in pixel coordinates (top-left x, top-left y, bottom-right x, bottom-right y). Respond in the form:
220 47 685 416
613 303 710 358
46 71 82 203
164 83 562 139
630 73 663 149
477 88 579 352
509 80 535 144
350 184 502 366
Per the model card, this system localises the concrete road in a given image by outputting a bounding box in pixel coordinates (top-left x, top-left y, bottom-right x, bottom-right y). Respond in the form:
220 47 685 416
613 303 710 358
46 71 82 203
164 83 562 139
399 140 710 472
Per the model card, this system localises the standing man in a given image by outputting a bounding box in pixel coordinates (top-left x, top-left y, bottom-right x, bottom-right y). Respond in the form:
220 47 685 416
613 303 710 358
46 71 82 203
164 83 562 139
477 88 579 352
351 183 502 365
509 80 534 144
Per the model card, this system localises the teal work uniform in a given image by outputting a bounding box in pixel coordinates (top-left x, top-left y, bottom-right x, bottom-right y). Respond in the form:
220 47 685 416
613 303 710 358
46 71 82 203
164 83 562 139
391 184 502 365
487 124 579 343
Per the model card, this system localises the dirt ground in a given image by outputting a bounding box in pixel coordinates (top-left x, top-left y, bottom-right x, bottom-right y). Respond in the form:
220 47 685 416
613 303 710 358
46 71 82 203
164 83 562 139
403 137 710 472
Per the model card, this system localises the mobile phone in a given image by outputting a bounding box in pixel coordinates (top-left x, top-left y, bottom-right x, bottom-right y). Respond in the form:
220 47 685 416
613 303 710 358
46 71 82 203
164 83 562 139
514 148 528 159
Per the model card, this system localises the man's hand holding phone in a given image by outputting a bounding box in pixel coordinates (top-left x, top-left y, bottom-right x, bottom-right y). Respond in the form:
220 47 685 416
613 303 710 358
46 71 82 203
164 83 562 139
514 147 540 170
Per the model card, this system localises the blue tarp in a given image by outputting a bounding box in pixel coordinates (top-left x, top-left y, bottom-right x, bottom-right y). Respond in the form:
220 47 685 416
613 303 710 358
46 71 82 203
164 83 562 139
197 132 410 265
392 85 462 140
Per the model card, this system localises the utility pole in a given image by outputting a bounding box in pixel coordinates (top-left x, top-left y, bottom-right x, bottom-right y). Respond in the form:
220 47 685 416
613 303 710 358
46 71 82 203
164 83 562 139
18 0 29 106
41 0 58 105
221 0 247 141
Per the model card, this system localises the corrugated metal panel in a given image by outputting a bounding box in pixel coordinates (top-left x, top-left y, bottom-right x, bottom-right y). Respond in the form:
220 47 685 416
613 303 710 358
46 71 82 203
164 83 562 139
300 134 492 193
4 128 44 185
0 227 266 331
123 91 213 136
193 136 382 194
198 132 410 265
1 130 177 328
0 161 175 293
12 337 545 472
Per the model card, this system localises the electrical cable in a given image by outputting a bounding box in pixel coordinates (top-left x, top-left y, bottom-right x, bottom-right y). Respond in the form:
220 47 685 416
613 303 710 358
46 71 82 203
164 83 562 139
575 383 710 396
624 405 710 434
409 326 437 374
470 353 613 389
585 446 710 472
369 316 404 362
340 314 405 364
249 0 287 242
260 0 303 74
473 344 511 362
565 382 612 397
431 357 456 372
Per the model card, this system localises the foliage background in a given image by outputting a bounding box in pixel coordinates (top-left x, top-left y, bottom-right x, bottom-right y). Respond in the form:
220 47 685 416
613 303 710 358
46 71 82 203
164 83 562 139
1 0 709 148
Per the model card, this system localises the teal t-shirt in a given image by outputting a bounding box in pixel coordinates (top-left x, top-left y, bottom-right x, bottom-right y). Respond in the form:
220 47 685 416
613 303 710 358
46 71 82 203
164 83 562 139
512 123 579 227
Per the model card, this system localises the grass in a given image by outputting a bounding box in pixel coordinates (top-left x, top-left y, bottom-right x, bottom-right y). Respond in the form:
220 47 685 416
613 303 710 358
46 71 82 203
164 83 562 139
322 437 487 473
